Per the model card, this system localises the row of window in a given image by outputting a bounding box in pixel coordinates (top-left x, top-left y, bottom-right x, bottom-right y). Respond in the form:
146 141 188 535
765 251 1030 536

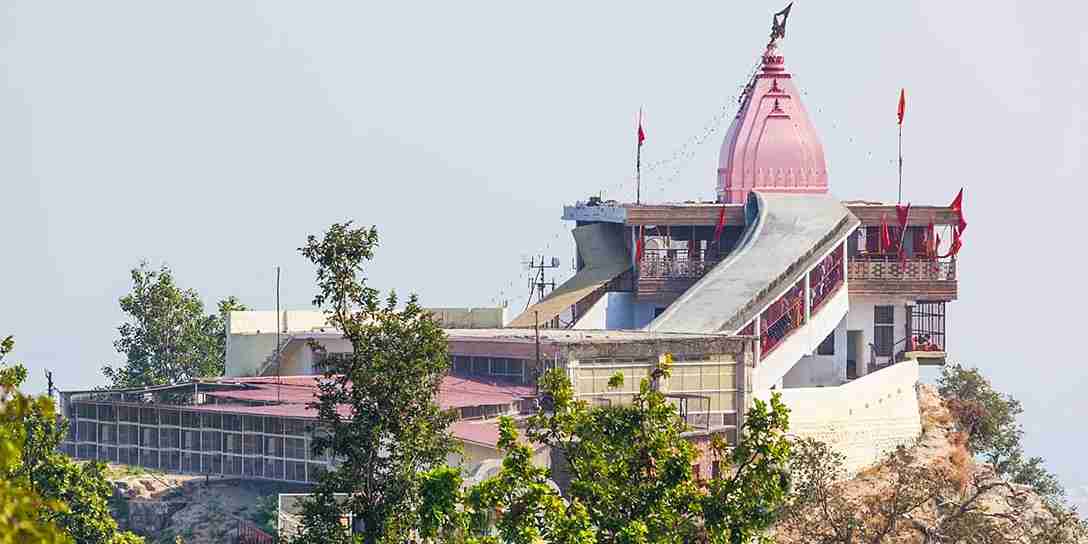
451 356 526 380
68 444 321 482
67 404 310 436
70 424 318 461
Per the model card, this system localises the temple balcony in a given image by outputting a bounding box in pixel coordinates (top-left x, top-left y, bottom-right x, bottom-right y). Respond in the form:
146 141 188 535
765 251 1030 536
847 257 957 300
636 248 721 303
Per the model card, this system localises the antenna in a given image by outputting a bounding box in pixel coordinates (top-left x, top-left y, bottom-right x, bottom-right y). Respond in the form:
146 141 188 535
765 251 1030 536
521 255 560 311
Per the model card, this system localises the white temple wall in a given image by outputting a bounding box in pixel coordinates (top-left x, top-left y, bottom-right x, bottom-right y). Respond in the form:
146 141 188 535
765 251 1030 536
572 292 659 330
783 316 848 387
844 296 913 372
758 360 922 474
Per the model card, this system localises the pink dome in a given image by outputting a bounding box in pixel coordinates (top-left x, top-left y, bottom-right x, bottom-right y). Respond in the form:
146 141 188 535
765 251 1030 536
717 43 828 203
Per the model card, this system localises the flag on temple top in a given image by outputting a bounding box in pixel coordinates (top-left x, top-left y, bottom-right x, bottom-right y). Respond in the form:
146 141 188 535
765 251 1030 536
950 188 967 233
713 206 726 242
880 213 893 252
897 89 906 126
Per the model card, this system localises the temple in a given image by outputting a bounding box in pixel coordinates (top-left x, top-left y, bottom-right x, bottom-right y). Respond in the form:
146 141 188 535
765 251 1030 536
59 7 965 482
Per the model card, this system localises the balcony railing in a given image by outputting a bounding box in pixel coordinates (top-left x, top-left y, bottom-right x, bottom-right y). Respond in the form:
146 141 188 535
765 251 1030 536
760 279 806 357
847 258 956 282
639 249 719 279
809 246 844 313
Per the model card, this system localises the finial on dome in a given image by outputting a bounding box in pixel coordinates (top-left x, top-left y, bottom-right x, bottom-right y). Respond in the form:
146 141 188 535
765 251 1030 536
768 2 793 47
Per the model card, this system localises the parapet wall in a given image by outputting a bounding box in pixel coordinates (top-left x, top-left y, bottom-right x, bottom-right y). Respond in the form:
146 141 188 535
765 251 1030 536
758 360 922 474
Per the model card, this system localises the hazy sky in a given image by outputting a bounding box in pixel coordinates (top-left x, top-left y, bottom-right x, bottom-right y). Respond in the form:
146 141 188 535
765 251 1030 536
2 1 1085 503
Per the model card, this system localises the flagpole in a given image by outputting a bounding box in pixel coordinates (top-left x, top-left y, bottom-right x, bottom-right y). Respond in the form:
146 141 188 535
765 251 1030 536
897 122 903 205
636 108 643 205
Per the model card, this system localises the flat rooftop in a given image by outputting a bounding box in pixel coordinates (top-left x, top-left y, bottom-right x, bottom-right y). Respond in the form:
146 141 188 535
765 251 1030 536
444 328 730 343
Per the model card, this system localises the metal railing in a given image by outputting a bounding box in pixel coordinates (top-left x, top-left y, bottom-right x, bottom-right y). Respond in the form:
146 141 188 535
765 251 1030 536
760 279 806 357
638 249 719 279
809 246 844 313
847 259 956 282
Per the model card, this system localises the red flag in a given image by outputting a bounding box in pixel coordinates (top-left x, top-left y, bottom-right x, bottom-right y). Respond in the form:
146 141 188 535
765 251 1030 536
637 110 646 146
926 222 936 258
897 89 906 126
713 206 726 242
880 214 892 252
938 227 962 259
895 202 911 229
635 226 645 262
950 188 967 233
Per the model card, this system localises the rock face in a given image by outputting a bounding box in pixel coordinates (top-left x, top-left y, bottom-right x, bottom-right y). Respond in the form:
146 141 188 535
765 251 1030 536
107 471 304 543
773 384 1087 543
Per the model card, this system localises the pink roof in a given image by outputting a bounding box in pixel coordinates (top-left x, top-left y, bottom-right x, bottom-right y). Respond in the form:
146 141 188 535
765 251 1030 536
717 42 828 203
194 374 532 419
450 420 502 448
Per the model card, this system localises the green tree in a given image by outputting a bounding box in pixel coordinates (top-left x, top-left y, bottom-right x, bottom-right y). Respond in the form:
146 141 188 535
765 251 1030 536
466 355 794 544
102 262 246 388
938 363 1064 500
782 437 1087 544
0 335 144 544
291 222 457 544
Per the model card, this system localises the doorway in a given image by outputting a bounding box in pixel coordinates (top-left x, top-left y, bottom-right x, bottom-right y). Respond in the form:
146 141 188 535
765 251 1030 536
847 330 864 379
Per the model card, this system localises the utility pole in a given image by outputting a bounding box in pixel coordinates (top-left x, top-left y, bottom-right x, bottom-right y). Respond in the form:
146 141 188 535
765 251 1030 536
275 266 281 404
523 256 560 310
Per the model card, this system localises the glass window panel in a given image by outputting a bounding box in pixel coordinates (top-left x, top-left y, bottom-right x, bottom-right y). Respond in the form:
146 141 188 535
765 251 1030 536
98 423 117 444
202 413 222 429
203 453 222 474
264 459 284 480
265 437 284 457
224 433 243 455
182 429 201 451
265 417 283 435
160 409 179 427
285 438 306 460
181 411 201 428
139 408 157 425
243 416 263 433
201 430 222 452
222 414 241 431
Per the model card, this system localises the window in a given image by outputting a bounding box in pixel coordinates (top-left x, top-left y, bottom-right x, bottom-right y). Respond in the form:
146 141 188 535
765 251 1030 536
265 417 284 435
201 430 222 452
472 357 488 375
817 331 835 356
182 430 201 451
452 355 471 373
284 419 307 437
265 437 285 457
490 358 525 378
243 416 263 433
160 409 179 427
181 411 201 428
874 305 895 357
285 438 306 460
222 414 241 432
224 433 243 455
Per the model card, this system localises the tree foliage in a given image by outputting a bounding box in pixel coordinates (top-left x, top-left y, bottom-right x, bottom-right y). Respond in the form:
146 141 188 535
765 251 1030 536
938 363 1064 500
782 436 1087 544
431 355 794 544
102 262 246 388
291 222 457 544
0 335 143 544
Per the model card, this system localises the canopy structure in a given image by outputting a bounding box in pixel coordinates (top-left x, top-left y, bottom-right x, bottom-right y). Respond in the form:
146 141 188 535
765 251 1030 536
508 223 630 328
